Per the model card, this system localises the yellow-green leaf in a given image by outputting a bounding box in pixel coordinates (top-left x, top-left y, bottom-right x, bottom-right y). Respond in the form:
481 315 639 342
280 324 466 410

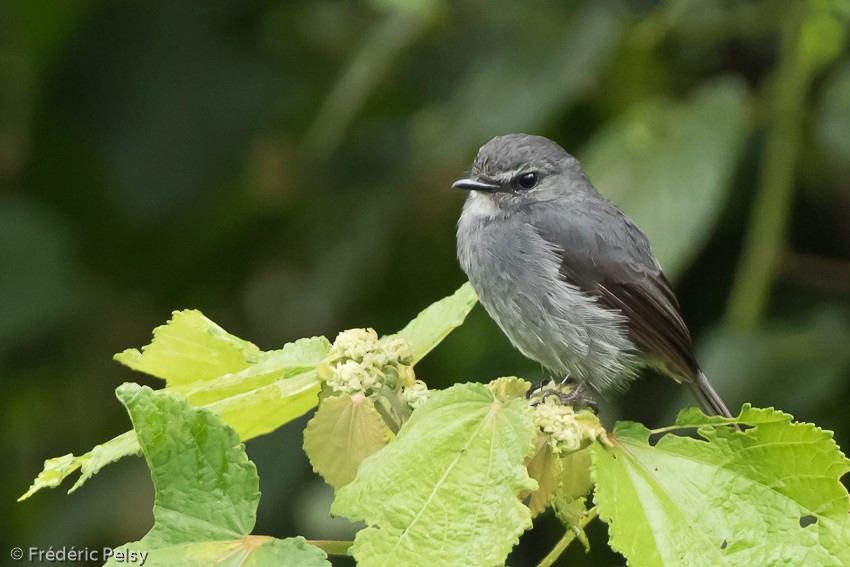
114 310 261 386
304 395 391 489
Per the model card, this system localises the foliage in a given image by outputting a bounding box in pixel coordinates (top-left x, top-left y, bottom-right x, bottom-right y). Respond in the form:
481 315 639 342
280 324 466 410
593 407 850 566
331 381 536 567
107 383 329 566
6 0 850 564
21 282 478 500
20 286 850 566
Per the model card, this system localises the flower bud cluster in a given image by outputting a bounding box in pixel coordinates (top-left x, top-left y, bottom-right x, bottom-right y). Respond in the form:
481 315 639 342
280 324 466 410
326 328 417 399
402 380 431 409
532 397 601 455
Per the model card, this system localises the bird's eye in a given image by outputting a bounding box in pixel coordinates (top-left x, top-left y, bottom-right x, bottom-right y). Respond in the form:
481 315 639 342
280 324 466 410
517 172 538 189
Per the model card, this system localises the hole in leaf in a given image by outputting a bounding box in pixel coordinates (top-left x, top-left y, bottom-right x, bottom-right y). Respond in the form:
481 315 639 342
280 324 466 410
800 515 817 528
720 540 727 550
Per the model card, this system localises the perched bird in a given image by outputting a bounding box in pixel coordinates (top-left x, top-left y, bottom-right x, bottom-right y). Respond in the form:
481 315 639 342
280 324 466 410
454 133 732 417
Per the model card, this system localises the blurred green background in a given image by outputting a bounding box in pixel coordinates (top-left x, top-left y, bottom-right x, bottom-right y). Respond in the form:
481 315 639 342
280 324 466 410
3 0 850 564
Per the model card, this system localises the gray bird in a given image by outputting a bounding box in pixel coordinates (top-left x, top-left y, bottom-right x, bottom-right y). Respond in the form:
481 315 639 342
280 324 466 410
454 133 732 417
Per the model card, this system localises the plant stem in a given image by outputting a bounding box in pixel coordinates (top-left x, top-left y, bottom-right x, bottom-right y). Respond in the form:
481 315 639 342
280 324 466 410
536 506 600 567
305 540 354 556
724 0 811 330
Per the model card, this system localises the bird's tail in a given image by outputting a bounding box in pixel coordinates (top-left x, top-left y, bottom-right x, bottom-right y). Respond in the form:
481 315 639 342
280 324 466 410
687 370 734 418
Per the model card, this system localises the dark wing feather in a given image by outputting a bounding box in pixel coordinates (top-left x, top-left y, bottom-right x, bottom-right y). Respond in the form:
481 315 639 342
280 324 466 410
531 196 699 382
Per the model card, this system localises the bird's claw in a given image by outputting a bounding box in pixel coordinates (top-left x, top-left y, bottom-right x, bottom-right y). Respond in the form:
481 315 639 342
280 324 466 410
527 380 598 412
525 379 554 399
541 388 598 412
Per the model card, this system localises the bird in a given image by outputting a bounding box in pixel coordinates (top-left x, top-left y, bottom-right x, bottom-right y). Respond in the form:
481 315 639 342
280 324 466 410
454 133 733 418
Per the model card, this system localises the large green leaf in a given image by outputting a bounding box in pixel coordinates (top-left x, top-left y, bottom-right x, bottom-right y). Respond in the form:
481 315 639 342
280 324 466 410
331 382 537 567
581 78 749 278
592 405 850 566
106 383 329 567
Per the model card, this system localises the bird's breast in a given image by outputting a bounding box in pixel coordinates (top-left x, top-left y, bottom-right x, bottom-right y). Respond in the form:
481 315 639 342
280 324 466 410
456 211 637 391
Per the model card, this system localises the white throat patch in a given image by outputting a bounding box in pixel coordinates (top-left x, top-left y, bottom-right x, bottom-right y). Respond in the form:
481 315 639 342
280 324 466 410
463 191 501 220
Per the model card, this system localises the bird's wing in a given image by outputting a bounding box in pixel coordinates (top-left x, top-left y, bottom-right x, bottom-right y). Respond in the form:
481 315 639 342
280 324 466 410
530 197 699 382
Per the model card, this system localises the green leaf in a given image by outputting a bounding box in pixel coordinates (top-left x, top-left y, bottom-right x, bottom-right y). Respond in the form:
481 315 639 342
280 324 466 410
552 448 593 548
105 536 329 567
19 322 331 500
331 382 537 567
20 371 321 500
204 370 322 439
24 280 472 498
22 325 328 499
304 395 391 489
592 406 850 566
557 447 593 503
523 434 562 517
107 383 329 566
391 282 478 362
114 310 262 386
19 371 321 501
581 78 749 278
18 431 139 501
117 383 259 543
486 376 532 399
161 334 329 438
171 336 331 406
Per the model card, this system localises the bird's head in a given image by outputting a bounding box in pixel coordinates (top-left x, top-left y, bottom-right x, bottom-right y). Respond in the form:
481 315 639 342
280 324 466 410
452 133 585 214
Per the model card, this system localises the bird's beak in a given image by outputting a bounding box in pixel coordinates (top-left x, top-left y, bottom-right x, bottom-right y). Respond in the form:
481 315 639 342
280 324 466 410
452 178 501 193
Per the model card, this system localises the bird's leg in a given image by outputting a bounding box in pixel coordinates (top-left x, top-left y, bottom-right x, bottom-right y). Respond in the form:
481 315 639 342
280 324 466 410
525 378 556 399
547 381 598 412
527 378 598 412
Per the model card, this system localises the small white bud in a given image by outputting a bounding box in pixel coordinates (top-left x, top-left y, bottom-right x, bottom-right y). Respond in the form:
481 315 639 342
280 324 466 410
403 380 431 409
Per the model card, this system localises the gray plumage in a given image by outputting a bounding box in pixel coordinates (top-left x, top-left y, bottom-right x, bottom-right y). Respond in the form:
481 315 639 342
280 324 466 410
454 133 732 417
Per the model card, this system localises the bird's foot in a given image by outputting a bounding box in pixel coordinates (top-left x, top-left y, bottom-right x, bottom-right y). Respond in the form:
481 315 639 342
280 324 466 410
527 379 598 412
525 379 554 399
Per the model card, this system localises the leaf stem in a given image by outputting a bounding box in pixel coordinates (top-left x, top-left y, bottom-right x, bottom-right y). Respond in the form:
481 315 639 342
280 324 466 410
305 540 354 556
536 506 599 567
648 424 693 435
724 0 812 330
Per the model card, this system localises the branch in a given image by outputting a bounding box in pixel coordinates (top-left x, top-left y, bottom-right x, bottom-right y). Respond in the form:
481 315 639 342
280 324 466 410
536 506 599 567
